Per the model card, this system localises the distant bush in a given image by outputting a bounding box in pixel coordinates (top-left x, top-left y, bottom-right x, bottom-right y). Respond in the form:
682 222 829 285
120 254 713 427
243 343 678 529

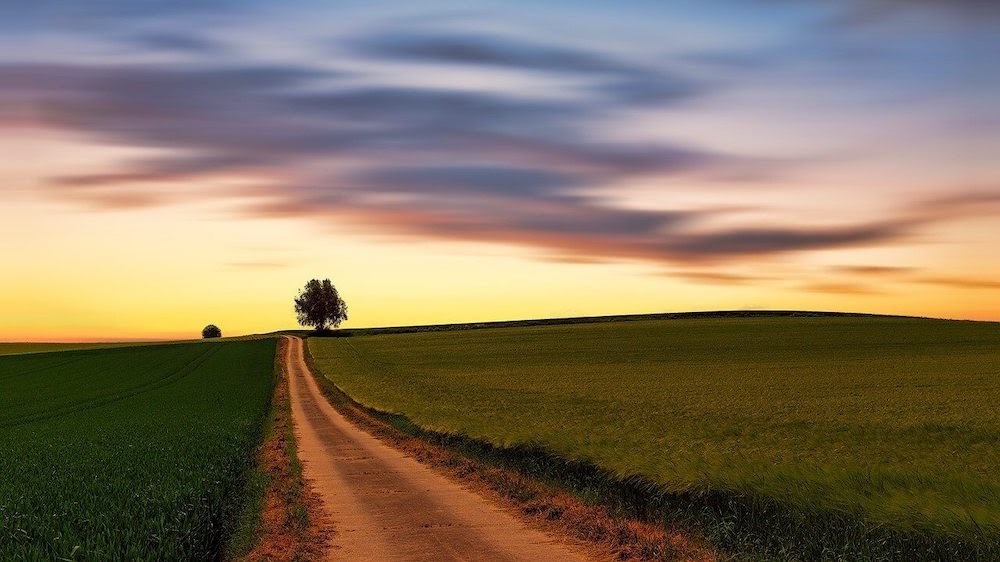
202 324 222 339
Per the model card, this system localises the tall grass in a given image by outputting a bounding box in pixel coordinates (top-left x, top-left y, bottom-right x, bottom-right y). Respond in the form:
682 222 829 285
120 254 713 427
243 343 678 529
0 340 276 560
308 316 1000 560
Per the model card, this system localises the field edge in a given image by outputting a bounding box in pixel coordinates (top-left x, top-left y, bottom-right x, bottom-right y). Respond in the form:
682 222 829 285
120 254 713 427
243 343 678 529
228 336 332 561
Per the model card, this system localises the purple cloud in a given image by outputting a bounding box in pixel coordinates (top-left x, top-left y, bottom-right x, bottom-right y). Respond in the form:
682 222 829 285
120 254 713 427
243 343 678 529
3 9 996 270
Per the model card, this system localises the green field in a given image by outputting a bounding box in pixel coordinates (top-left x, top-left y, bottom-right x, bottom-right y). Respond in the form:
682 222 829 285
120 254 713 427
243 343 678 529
0 339 275 560
309 315 1000 559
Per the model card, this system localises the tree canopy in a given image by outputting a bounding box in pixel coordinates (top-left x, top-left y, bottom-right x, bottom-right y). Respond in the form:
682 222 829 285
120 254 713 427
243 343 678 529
202 324 222 338
294 278 348 332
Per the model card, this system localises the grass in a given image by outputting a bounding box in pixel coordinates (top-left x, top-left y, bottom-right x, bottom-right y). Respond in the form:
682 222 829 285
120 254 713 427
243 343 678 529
0 339 276 560
308 315 1000 560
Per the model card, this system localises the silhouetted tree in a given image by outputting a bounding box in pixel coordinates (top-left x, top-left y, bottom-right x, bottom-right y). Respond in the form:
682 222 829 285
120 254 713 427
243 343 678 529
202 324 222 338
294 278 348 332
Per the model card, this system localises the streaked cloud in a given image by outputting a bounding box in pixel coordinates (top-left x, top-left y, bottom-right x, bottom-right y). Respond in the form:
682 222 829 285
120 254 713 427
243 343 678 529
832 265 919 277
3 0 997 275
654 220 912 262
129 31 226 54
671 271 772 285
800 282 885 296
916 277 1000 290
351 31 700 105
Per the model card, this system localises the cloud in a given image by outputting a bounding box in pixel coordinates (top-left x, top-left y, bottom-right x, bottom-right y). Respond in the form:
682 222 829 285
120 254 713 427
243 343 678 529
241 186 924 266
825 265 1000 292
655 221 911 261
53 154 265 187
831 265 918 276
800 282 885 295
242 182 702 251
10 63 330 155
44 184 173 210
905 190 1000 222
130 31 225 54
9 56 739 236
916 277 1000 290
353 31 628 73
670 271 770 284
284 86 581 136
352 165 582 198
351 31 701 106
0 2 204 30
829 0 1000 28
6 19 995 268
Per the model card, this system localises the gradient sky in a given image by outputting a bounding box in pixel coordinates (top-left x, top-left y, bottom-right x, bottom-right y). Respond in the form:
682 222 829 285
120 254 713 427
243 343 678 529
2 0 998 340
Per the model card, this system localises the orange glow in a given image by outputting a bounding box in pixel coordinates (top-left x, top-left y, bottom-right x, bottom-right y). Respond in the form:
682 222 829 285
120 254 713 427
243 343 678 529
3 191 998 342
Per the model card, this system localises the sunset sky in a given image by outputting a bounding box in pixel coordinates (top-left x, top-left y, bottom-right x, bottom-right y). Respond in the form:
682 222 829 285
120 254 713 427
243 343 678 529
2 1 998 341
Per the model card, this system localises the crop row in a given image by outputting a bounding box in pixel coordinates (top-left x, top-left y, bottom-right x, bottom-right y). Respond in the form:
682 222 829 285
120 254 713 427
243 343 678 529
0 339 276 560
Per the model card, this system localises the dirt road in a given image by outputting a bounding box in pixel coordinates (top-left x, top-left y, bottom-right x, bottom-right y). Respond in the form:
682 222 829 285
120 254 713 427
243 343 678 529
283 336 594 561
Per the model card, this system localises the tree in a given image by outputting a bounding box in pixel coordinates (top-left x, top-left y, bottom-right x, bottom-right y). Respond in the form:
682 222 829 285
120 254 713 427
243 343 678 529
202 324 222 338
294 278 348 332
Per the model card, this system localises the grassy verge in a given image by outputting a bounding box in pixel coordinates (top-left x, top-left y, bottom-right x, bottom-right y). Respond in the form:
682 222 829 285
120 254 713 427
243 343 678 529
301 338 715 561
229 337 330 562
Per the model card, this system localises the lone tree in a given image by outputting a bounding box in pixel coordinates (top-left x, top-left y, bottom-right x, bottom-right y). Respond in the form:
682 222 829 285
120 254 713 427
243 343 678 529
294 278 348 332
202 324 222 338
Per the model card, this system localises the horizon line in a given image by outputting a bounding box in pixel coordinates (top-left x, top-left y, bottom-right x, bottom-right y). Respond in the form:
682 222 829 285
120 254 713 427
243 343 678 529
5 308 997 344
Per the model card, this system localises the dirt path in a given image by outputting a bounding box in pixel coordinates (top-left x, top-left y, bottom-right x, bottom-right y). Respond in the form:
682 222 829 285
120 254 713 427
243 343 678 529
283 336 595 562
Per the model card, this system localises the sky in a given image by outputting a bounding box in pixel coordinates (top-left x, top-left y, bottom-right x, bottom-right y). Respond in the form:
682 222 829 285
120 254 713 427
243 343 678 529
1 0 998 340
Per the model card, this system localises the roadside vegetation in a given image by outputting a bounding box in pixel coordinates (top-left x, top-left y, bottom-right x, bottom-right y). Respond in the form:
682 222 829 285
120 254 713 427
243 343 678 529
231 337 330 561
0 340 276 560
308 315 1000 560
